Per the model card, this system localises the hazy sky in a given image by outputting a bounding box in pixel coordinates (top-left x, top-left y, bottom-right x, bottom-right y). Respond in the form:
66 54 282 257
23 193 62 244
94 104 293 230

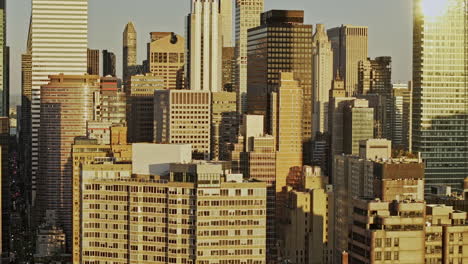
7 0 412 96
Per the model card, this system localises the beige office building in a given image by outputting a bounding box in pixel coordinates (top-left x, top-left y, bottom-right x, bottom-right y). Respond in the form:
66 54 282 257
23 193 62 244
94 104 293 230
281 166 334 264
392 83 412 150
220 0 233 47
78 161 267 264
235 0 264 113
123 22 137 86
87 48 99 75
186 0 222 92
328 25 368 96
147 32 185 90
126 74 165 143
312 24 334 137
154 90 211 160
222 47 236 92
270 73 303 193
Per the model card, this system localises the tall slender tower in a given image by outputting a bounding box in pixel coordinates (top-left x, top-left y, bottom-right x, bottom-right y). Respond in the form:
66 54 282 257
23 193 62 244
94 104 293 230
413 0 468 190
0 0 7 117
123 22 137 85
312 24 334 137
220 0 233 47
186 0 222 92
38 74 99 250
31 0 88 207
327 25 368 96
235 0 264 113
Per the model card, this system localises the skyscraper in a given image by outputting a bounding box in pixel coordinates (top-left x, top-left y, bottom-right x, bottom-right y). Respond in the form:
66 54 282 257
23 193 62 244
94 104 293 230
392 83 412 150
86 48 99 75
37 74 99 250
235 0 264 113
186 0 222 92
30 0 88 206
0 0 7 117
0 118 9 256
220 0 233 47
248 10 313 163
147 32 185 90
343 99 374 155
123 22 137 86
328 25 368 96
102 50 116 77
222 47 236 92
413 0 468 189
312 24 334 137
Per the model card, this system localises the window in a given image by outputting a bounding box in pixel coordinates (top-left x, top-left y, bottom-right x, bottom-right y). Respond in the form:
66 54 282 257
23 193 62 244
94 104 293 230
394 251 399 260
384 251 391 260
375 252 381 261
376 238 382 247
394 238 399 247
385 238 392 247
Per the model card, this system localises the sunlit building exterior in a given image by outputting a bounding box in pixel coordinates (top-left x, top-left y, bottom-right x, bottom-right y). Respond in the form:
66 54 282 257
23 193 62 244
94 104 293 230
186 0 222 92
123 22 137 86
312 24 334 136
328 25 368 96
30 0 88 206
147 32 185 90
248 10 313 162
412 0 468 189
220 0 233 47
0 0 7 117
235 0 264 113
38 74 99 250
392 83 412 150
86 48 99 75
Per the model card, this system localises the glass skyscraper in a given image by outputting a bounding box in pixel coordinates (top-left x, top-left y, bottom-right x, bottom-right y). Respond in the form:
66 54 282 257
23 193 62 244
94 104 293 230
412 0 468 189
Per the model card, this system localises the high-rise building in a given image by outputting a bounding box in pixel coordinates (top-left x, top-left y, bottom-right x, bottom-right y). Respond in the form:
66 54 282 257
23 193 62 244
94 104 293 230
102 50 116 77
211 92 238 161
392 83 412 150
20 52 32 205
328 25 368 96
87 77 127 145
186 0 222 92
78 160 267 263
270 73 303 193
37 74 99 249
280 166 334 264
30 0 88 206
123 22 137 86
0 0 7 117
235 0 264 113
413 0 468 190
220 0 233 47
312 24 334 137
222 47 236 92
358 56 392 139
248 10 313 163
0 118 9 256
126 74 166 143
86 48 99 75
154 90 211 160
333 139 424 263
147 32 185 90
343 99 374 155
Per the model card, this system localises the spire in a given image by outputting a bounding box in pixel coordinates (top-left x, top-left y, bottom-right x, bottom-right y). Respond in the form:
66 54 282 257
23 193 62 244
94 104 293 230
335 69 342 81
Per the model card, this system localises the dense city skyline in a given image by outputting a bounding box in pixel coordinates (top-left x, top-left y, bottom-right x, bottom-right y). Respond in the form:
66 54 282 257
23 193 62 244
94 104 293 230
7 0 412 97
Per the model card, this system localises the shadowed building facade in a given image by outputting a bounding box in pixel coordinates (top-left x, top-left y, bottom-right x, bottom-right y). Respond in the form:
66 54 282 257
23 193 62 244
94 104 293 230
37 74 99 250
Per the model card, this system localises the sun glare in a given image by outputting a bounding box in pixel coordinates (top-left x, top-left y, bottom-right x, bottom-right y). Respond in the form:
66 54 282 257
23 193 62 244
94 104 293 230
421 0 449 18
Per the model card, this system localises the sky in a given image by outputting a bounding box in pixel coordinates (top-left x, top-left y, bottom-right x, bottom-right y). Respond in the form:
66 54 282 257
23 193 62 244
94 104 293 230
7 0 413 98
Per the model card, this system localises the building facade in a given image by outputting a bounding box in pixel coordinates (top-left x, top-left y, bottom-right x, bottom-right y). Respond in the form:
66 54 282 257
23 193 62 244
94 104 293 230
147 32 185 90
38 74 99 250
220 0 233 47
154 90 211 160
247 10 313 163
235 0 264 113
312 24 334 137
123 22 137 86
102 50 116 77
343 99 374 155
412 0 468 190
186 0 222 92
211 92 238 161
86 48 99 75
30 0 88 206
328 25 368 96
